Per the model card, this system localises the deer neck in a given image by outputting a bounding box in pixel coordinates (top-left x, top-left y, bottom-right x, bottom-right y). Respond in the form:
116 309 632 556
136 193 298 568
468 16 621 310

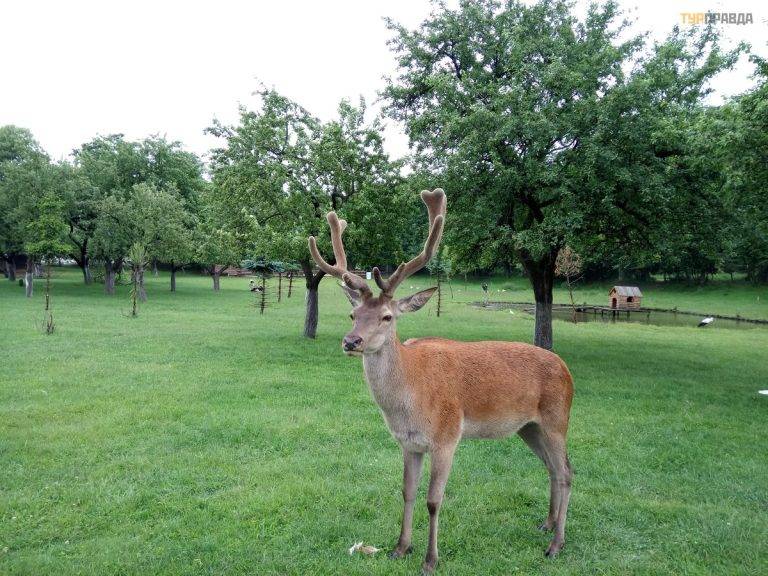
362 330 409 410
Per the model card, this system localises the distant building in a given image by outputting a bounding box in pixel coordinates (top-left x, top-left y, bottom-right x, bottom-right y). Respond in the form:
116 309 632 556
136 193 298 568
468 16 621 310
609 286 642 309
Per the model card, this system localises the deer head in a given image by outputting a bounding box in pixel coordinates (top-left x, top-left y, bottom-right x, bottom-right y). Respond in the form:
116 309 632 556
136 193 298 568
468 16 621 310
308 188 446 355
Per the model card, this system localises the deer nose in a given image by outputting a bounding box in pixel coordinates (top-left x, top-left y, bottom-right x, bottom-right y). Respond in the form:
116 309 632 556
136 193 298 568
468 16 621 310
343 335 363 351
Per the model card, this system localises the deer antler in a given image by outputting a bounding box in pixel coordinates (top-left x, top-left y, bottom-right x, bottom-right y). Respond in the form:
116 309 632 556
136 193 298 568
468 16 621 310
373 188 446 297
308 212 372 297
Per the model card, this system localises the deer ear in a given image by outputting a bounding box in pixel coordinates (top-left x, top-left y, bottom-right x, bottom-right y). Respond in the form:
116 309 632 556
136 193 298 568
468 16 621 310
397 287 437 314
339 283 362 306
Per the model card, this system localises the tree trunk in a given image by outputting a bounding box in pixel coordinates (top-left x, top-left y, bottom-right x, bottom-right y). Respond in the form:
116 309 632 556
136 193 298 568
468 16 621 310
533 296 553 349
170 264 177 292
105 261 116 295
304 285 319 338
212 270 221 291
138 267 147 301
522 250 557 351
301 261 325 339
260 275 267 314
25 259 34 298
288 273 293 298
277 273 282 302
6 255 16 282
152 258 158 276
81 262 93 284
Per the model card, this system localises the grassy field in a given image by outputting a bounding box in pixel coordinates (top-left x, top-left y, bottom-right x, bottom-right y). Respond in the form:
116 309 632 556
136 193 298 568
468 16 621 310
1 268 767 575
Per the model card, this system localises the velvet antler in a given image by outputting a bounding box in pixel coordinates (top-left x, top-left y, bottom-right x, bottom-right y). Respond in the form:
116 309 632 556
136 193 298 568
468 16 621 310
308 212 372 297
373 188 446 297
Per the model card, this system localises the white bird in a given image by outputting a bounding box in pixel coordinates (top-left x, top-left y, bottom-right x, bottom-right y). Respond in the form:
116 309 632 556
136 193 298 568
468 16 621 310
697 316 715 327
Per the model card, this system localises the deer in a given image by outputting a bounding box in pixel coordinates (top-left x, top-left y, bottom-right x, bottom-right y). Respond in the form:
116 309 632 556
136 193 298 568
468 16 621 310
308 188 574 573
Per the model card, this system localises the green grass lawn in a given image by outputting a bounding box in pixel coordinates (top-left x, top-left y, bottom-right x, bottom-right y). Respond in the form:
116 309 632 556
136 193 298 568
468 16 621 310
1 268 767 575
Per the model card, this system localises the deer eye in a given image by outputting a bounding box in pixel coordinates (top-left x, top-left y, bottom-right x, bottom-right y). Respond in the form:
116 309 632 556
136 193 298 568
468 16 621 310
382 314 392 322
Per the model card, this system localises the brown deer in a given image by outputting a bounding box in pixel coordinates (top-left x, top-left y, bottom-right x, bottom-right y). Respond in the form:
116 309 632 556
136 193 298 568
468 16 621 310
308 189 573 573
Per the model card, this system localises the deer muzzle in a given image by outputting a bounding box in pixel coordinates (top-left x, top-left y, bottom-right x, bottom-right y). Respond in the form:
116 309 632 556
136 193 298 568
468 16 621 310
342 334 364 354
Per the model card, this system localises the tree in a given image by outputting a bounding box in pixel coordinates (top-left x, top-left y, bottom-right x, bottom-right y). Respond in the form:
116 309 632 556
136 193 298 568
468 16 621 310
24 192 68 331
132 182 199 292
91 191 137 294
555 245 582 322
714 57 768 283
195 192 239 291
137 136 205 203
74 134 204 288
0 126 50 282
384 0 740 349
58 162 99 284
127 243 148 315
208 90 406 338
427 248 452 317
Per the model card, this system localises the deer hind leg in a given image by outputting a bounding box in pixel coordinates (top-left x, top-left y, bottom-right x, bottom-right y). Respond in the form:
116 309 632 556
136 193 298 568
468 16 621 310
390 449 424 559
518 422 558 531
518 422 572 556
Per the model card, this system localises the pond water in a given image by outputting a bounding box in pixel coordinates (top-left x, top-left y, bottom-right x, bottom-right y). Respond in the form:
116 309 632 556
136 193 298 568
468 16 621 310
475 302 768 331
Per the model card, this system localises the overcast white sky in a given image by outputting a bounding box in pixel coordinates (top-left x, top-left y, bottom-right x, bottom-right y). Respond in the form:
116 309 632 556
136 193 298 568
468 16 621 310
1 0 765 163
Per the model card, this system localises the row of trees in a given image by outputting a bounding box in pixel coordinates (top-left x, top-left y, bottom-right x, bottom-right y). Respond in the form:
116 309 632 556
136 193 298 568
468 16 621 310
2 0 766 349
0 130 206 296
0 96 415 338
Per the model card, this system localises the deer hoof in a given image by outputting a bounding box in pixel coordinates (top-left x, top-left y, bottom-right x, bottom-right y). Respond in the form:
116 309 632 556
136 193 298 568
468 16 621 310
388 546 412 559
421 560 437 574
545 540 564 558
537 521 554 532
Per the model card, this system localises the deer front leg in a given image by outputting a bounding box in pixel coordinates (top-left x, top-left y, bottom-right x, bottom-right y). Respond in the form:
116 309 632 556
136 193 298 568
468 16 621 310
390 449 424 559
423 445 456 574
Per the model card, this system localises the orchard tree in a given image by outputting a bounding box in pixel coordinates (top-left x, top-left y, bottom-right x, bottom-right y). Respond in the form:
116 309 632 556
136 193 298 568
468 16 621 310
138 136 205 203
208 90 406 337
384 0 740 349
0 126 50 281
132 182 199 292
91 191 138 294
58 162 99 283
73 134 204 286
715 57 768 283
74 135 144 289
25 192 68 330
195 189 239 291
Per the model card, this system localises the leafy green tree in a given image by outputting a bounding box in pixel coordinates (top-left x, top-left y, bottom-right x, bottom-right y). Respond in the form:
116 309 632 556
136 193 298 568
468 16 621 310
137 136 205 203
25 192 68 331
23 190 69 298
384 0 740 349
195 191 239 291
73 134 204 288
58 162 99 283
132 182 199 292
208 90 406 337
716 57 768 283
0 126 50 281
91 191 139 294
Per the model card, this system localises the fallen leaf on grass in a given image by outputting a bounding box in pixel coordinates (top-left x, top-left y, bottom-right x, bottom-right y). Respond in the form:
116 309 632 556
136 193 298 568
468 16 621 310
348 541 381 555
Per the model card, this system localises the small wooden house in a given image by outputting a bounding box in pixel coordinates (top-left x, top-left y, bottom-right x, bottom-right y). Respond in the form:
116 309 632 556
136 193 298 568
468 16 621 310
609 286 642 309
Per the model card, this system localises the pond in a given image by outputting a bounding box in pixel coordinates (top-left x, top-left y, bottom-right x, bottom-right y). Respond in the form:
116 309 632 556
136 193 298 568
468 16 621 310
474 302 768 331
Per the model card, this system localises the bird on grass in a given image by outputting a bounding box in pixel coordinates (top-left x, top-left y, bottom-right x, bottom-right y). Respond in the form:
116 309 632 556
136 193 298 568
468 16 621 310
697 316 715 327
